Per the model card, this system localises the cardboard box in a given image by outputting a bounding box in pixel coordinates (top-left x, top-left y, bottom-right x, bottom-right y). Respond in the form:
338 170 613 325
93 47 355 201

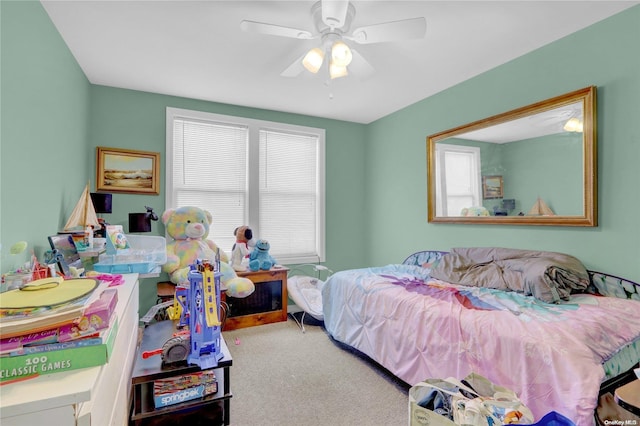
153 382 218 408
0 289 117 353
0 329 58 355
6 333 106 356
0 317 118 383
153 369 217 408
57 288 117 342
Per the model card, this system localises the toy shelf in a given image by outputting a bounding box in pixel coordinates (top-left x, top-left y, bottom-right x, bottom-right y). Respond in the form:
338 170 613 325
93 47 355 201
130 320 233 425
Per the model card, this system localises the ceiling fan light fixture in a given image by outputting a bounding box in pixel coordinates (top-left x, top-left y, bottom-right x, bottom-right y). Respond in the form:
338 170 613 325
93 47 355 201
329 61 348 79
331 40 353 67
302 47 325 73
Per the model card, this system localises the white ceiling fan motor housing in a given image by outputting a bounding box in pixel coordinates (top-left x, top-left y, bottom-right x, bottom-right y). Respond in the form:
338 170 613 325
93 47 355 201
312 1 356 34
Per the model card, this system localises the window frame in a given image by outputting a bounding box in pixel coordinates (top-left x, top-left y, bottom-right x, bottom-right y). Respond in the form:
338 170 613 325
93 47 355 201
434 143 482 216
166 107 326 264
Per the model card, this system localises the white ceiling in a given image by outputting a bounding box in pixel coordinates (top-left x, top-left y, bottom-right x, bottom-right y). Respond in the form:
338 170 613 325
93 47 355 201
41 1 638 124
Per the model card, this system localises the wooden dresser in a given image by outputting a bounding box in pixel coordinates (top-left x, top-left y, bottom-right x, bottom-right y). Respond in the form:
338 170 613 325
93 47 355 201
0 274 140 426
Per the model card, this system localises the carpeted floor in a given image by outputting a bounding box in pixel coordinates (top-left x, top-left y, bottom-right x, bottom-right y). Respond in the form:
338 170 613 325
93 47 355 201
222 317 410 426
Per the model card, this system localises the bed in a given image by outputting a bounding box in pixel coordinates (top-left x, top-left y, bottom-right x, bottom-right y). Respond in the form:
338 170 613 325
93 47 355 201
322 249 640 425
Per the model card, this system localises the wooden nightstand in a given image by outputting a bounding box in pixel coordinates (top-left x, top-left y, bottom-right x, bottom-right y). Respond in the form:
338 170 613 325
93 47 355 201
222 267 288 330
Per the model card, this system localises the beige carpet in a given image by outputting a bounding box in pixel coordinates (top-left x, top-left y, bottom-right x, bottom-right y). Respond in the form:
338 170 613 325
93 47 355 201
223 318 409 426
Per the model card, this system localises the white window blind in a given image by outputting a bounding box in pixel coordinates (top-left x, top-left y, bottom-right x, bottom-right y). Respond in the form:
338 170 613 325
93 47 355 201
435 144 481 216
259 130 319 259
166 108 325 264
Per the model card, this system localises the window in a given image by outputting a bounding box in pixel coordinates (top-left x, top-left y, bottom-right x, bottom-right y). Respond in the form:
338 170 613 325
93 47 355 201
166 108 325 264
435 143 481 216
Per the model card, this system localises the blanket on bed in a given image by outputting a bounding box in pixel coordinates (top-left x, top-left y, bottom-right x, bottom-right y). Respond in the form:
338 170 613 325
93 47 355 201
430 247 590 303
322 264 640 425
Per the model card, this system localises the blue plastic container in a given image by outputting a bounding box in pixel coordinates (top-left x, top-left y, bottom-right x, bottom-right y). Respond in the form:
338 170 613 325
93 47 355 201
531 411 576 426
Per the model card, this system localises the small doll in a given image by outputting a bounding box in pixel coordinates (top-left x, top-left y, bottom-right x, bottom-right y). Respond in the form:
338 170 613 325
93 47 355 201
230 226 253 271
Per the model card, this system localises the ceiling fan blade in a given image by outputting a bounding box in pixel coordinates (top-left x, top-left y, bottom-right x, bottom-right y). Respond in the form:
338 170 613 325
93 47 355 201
348 49 375 80
240 20 314 40
280 54 306 78
349 17 426 44
321 0 350 28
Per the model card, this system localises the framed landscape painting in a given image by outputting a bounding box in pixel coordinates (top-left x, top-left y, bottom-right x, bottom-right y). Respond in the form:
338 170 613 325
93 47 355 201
96 147 160 195
482 175 503 199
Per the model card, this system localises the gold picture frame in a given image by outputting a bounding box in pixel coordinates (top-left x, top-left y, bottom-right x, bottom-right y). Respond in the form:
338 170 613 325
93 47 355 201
482 175 503 199
96 147 160 195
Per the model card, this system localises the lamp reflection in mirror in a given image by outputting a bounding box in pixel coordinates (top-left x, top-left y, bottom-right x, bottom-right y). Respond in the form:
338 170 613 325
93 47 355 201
564 117 583 132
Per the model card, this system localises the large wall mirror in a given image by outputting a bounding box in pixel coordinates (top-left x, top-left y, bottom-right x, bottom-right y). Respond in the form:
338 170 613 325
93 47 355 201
427 86 597 226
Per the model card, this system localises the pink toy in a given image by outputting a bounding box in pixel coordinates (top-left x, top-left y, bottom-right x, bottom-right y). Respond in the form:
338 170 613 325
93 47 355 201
58 289 118 342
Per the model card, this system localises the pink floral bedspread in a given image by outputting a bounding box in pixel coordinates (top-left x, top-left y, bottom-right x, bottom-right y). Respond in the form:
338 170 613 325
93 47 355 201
322 264 640 425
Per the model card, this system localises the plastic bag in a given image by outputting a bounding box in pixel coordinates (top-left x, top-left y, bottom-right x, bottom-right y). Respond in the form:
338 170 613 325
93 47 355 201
408 379 459 426
453 373 534 425
408 373 534 426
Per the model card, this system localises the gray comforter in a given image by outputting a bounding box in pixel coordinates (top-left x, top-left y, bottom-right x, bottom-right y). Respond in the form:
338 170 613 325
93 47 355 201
430 247 590 303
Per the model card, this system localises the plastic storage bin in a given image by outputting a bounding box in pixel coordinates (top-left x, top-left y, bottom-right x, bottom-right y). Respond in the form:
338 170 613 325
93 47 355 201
93 235 166 274
532 411 575 426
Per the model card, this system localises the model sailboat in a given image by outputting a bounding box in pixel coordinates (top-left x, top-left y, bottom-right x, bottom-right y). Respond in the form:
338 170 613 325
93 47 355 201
527 197 555 216
63 183 101 231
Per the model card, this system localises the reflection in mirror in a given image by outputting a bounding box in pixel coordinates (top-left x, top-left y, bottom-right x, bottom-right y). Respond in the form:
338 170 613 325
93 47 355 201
427 86 596 226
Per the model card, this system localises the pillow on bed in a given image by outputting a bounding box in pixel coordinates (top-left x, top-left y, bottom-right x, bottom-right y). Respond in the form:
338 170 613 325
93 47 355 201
402 250 448 269
430 247 590 303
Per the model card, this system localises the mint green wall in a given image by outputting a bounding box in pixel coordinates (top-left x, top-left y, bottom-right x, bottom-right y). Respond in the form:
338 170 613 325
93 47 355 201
1 1 91 272
366 5 640 281
89 86 367 312
502 135 582 216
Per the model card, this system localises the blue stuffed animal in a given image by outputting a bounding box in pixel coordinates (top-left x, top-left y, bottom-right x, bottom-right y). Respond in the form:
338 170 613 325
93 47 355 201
249 239 276 271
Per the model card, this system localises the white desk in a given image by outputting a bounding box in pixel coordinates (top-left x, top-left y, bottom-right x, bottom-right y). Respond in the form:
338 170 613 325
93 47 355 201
0 274 140 426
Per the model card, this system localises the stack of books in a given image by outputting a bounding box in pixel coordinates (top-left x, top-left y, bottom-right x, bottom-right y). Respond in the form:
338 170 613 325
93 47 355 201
0 281 119 383
153 370 218 408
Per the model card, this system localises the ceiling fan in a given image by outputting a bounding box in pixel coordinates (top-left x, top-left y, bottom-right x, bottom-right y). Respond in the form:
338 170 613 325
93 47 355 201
240 0 427 80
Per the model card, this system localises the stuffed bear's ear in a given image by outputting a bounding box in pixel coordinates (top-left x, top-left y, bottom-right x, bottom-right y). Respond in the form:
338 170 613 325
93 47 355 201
162 208 176 225
233 227 239 236
204 209 213 225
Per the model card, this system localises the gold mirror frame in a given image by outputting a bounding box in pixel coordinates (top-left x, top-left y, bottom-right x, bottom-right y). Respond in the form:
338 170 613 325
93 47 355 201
427 86 597 226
